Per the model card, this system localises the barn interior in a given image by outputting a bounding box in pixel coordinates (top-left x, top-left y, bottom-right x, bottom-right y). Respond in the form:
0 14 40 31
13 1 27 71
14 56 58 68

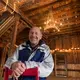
0 0 80 80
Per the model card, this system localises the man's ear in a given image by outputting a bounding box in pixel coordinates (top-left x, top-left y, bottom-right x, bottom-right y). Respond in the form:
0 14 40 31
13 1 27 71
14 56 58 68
40 33 42 39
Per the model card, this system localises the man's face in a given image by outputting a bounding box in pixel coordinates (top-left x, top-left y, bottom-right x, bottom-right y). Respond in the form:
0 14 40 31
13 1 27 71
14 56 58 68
29 27 42 46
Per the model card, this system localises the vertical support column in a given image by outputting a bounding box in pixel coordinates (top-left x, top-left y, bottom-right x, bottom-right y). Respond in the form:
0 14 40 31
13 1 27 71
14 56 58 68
8 14 19 57
54 53 57 76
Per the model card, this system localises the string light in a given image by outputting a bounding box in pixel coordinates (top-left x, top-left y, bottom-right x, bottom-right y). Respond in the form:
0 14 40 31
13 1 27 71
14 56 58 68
39 26 42 30
14 2 16 11
44 18 60 31
5 0 9 10
0 0 8 14
43 9 63 31
50 47 80 53
60 23 62 26
10 2 16 14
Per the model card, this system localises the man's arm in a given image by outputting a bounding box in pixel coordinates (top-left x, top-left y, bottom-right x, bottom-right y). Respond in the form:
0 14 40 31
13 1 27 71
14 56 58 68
25 47 54 77
4 48 19 69
4 47 26 78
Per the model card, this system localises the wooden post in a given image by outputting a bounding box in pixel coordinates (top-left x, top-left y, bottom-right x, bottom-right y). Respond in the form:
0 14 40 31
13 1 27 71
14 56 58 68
0 44 7 77
54 53 57 76
8 14 19 57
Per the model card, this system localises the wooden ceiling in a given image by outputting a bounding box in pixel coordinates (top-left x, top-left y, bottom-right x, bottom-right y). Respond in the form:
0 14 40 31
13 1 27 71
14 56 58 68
19 0 80 35
0 0 80 45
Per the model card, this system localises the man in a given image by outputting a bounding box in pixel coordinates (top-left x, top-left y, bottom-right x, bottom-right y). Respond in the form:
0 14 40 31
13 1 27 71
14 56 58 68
5 27 54 80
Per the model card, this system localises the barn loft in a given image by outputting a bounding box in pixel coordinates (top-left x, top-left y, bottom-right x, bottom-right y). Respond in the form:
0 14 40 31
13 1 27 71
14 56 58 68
0 0 80 80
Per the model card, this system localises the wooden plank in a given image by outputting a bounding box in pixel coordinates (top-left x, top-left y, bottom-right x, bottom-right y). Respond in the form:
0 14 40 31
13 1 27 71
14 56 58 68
8 15 19 57
20 0 57 11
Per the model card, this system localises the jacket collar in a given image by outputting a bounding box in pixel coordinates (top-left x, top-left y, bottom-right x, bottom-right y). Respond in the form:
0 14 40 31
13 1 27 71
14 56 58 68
26 40 45 50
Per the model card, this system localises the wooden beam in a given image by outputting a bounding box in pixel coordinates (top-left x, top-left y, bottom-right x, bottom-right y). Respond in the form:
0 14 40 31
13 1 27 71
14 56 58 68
8 14 19 57
49 28 80 36
24 0 79 18
1 0 33 28
0 16 15 37
20 0 57 11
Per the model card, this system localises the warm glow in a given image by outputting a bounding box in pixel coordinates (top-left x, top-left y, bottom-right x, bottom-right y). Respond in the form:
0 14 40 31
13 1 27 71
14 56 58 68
77 48 79 49
51 47 80 53
58 29 60 32
5 0 9 10
43 11 62 31
44 19 60 31
39 26 42 30
17 0 26 5
6 0 8 4
60 23 62 25
14 2 16 11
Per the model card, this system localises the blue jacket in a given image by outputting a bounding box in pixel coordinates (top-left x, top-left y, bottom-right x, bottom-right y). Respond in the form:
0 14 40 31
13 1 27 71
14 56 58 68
5 40 54 80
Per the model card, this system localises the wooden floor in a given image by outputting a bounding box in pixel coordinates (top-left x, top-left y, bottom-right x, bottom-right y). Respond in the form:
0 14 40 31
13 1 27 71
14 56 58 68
47 73 80 80
0 76 80 80
0 72 80 80
47 77 80 80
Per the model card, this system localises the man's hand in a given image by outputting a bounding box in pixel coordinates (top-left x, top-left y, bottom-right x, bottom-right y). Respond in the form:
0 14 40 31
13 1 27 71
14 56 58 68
11 61 26 79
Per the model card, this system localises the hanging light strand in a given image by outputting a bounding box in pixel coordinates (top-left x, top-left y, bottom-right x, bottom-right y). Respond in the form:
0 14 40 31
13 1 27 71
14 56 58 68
5 0 9 10
50 47 80 53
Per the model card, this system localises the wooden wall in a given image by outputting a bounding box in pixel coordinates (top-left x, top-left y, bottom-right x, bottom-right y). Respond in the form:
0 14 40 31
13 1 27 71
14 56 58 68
48 33 80 77
48 33 80 50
